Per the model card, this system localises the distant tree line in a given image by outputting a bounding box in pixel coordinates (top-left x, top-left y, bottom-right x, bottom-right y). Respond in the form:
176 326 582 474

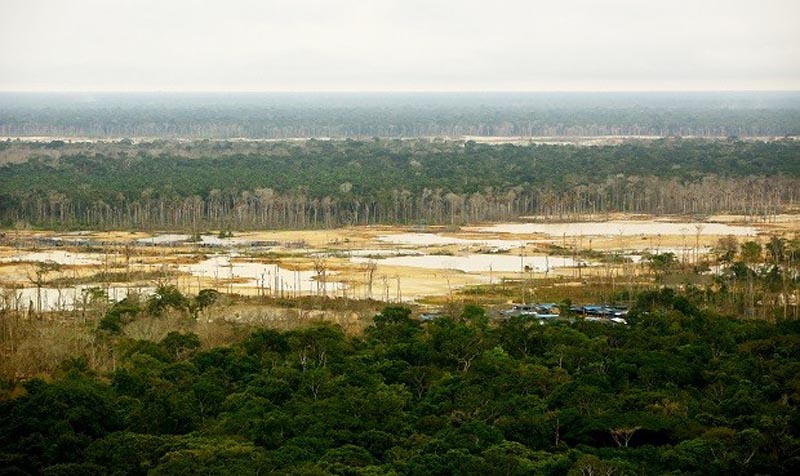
2 101 799 139
1 139 798 229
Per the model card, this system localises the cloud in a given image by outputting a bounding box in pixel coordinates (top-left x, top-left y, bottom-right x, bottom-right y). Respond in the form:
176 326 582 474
1 0 798 91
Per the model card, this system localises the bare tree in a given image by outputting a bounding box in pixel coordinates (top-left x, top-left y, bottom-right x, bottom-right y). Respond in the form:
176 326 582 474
365 260 378 299
27 261 62 314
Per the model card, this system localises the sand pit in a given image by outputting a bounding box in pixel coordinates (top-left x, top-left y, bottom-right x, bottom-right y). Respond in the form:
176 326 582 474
1 215 796 308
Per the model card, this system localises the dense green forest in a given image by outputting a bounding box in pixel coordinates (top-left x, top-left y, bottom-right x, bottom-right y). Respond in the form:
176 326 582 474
1 138 798 229
2 92 800 139
1 291 798 475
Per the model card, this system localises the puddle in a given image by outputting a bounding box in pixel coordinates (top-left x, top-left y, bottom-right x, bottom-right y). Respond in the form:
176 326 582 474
352 253 584 273
180 255 343 294
327 249 424 257
377 233 530 249
0 285 155 312
137 234 191 245
50 231 94 242
0 251 103 265
196 236 253 246
136 234 258 247
477 221 757 237
623 246 714 264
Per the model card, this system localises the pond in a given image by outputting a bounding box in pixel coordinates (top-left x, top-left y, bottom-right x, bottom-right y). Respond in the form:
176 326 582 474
476 221 757 237
0 285 154 312
0 250 103 265
351 253 584 273
137 234 263 247
377 233 530 249
180 255 343 294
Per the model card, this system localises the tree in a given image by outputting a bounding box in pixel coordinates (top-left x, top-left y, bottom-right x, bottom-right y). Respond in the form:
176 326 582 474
740 241 762 264
429 311 491 372
648 252 677 279
147 285 188 316
98 298 142 334
567 455 621 476
190 289 219 319
28 260 62 313
369 306 420 342
715 235 739 263
160 332 201 360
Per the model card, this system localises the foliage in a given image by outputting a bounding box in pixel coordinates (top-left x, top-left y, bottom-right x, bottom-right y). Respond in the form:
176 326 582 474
147 286 188 316
1 294 799 475
98 298 142 334
1 139 799 228
2 92 799 140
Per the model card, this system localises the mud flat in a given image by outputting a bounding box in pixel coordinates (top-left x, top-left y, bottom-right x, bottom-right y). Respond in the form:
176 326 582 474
180 254 344 295
0 214 795 308
0 250 104 266
1 285 154 313
376 233 531 250
351 254 583 273
474 221 757 237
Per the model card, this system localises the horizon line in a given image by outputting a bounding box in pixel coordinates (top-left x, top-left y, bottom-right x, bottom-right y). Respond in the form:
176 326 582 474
2 89 800 94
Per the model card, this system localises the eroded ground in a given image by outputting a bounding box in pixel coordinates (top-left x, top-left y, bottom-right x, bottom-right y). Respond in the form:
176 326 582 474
1 213 798 312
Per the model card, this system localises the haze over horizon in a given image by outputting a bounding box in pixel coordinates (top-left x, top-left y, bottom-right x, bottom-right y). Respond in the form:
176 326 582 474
2 0 799 92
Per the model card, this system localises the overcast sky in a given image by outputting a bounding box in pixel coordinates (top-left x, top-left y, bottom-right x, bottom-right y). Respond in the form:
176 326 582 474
1 0 798 92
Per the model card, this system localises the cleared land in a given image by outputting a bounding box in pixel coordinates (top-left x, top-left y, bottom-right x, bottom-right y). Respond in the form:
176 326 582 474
2 214 797 311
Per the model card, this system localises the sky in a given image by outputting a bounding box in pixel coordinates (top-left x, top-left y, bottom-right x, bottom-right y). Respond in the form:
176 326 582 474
1 0 798 92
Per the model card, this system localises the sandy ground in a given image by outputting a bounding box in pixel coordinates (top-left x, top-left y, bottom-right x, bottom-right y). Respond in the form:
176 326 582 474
1 215 797 307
